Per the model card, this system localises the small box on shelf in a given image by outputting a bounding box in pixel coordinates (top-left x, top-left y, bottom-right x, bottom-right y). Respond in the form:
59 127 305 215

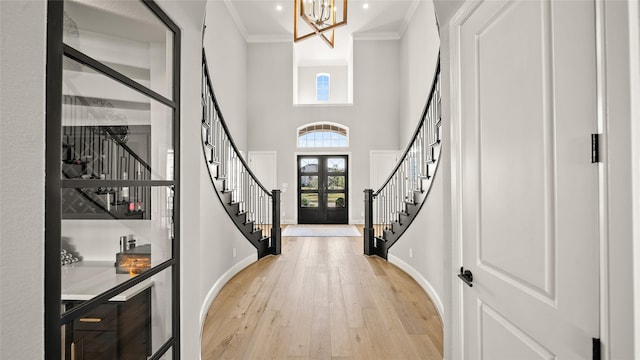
115 244 151 276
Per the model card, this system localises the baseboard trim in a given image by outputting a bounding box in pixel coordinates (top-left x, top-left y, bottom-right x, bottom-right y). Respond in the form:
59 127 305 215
199 253 258 336
388 254 445 320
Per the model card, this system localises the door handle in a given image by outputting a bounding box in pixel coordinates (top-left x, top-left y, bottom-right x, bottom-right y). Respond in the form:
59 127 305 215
458 267 473 287
79 317 102 323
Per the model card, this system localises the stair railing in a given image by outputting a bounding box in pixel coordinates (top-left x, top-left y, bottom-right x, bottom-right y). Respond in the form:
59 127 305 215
364 58 441 258
201 50 281 258
61 94 153 219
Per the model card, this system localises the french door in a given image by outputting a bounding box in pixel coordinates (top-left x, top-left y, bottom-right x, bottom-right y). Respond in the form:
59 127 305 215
297 155 348 224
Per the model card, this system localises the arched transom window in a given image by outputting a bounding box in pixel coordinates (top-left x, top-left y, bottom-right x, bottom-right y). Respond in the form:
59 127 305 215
298 122 348 148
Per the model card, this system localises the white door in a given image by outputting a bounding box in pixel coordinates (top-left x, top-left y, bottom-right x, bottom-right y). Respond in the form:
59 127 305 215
455 0 599 358
248 151 277 191
370 150 399 189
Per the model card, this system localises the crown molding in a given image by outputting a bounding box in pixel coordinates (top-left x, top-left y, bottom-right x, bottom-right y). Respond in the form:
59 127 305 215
351 32 401 41
222 0 422 44
399 0 422 38
223 0 248 41
247 34 291 43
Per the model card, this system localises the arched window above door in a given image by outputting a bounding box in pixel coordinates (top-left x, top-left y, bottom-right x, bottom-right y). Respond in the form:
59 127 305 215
297 122 349 148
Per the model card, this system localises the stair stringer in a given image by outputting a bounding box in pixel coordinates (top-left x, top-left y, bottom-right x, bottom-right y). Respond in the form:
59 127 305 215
201 152 271 259
373 143 442 259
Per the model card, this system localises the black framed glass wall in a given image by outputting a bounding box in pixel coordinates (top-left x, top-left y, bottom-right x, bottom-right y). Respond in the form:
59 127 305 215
46 1 180 358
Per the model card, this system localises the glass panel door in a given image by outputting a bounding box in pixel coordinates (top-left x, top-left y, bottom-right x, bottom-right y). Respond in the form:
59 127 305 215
297 155 348 224
46 1 180 358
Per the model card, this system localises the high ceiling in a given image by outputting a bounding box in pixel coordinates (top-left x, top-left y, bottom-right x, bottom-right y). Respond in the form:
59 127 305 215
224 0 422 64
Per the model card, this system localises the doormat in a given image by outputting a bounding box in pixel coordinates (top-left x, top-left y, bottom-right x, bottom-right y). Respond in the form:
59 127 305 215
282 225 361 237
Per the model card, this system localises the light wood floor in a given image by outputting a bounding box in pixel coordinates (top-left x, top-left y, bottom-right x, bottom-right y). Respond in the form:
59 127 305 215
201 230 444 359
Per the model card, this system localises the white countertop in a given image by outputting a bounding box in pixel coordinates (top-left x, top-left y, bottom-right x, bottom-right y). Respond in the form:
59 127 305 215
61 261 153 301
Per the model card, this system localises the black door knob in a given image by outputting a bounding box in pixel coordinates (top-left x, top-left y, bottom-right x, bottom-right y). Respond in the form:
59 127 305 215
458 267 473 287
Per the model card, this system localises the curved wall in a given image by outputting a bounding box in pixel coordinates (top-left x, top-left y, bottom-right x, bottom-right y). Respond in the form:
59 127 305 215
193 2 258 359
389 0 444 319
170 0 444 359
157 1 257 359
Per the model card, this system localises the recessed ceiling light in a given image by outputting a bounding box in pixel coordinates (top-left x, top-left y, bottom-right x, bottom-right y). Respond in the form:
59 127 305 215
363 3 369 9
276 4 283 11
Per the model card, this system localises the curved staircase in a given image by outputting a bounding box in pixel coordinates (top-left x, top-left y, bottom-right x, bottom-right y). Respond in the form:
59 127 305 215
364 58 441 259
201 50 281 259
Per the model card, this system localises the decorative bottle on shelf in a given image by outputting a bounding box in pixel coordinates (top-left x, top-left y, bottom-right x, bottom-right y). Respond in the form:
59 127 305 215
120 236 127 253
127 234 136 250
121 157 129 204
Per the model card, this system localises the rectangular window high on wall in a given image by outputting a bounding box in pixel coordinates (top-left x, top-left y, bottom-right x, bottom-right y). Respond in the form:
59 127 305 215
45 0 181 359
316 73 330 102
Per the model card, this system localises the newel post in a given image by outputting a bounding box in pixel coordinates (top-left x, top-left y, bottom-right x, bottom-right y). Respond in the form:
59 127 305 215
271 189 282 255
364 189 375 255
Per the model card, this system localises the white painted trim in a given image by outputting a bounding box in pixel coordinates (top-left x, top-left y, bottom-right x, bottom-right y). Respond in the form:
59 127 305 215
247 34 290 43
388 254 445 320
448 1 483 359
351 32 401 41
629 0 640 357
297 58 349 67
198 254 257 346
594 1 611 358
398 0 422 38
293 103 353 108
223 0 248 41
247 35 293 43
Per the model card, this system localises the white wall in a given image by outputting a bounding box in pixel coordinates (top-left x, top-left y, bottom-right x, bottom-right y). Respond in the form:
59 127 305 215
0 1 47 359
298 65 349 104
152 2 205 359
152 2 258 360
247 40 401 224
387 0 445 336
203 1 248 151
399 0 441 145
161 1 258 359
431 2 464 358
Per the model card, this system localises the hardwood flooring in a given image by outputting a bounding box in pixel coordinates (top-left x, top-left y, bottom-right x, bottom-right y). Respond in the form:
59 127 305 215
201 231 443 359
